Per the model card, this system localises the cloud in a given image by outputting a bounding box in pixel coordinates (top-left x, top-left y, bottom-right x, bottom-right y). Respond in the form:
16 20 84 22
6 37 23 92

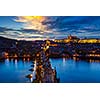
14 16 47 32
19 28 39 33
0 26 45 40
1 16 100 40
0 27 14 32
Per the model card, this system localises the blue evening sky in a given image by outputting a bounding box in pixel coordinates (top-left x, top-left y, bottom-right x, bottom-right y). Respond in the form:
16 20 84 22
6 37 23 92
0 16 100 40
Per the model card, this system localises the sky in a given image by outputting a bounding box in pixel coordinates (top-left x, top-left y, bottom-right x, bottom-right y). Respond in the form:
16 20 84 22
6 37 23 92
0 16 100 40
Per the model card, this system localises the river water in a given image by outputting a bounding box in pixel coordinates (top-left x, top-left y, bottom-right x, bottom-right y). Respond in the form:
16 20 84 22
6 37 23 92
0 58 100 83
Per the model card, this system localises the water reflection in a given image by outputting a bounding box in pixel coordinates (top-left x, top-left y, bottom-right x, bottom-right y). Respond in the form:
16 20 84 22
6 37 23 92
88 59 100 63
0 58 100 83
0 59 32 83
14 59 18 69
63 57 66 66
5 58 10 67
50 58 100 83
73 57 80 61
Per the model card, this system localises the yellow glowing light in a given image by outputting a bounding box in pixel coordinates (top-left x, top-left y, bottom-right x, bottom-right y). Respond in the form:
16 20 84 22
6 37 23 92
15 16 46 32
21 16 45 22
32 16 45 22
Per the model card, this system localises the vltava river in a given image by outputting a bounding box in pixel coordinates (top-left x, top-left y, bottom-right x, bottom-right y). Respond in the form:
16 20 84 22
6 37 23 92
0 59 32 83
50 58 100 83
0 58 100 83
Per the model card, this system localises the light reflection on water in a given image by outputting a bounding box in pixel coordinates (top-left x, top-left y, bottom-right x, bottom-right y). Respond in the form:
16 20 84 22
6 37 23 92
0 58 100 83
50 58 100 83
0 59 32 83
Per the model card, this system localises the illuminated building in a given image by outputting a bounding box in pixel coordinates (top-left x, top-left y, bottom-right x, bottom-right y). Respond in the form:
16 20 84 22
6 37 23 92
54 35 80 43
78 38 100 43
54 35 100 43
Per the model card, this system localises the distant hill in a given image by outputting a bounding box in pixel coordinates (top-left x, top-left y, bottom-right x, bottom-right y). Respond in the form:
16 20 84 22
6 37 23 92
0 36 17 41
0 36 17 48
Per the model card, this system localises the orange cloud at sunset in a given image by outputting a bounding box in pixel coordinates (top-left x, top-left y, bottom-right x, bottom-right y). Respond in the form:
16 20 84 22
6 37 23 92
14 16 47 32
15 16 45 22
